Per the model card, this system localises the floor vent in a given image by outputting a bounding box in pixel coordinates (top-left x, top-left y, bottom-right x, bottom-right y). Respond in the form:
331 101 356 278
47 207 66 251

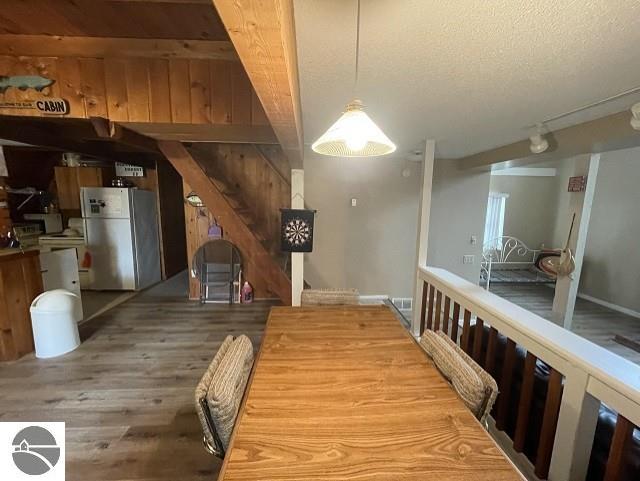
391 297 413 311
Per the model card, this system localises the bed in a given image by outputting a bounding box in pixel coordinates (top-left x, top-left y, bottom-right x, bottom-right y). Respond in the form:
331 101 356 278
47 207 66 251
480 236 556 290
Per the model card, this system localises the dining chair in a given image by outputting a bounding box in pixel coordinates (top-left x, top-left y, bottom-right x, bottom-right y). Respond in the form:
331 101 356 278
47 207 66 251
206 334 254 453
195 335 233 457
420 330 498 424
300 288 360 306
194 334 254 458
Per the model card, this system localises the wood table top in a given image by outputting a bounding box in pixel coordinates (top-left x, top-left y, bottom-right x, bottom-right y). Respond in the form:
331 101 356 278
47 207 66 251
218 305 524 481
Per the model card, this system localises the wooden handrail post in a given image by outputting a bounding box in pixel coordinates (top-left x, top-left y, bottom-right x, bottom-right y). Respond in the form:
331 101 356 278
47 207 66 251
548 368 600 481
411 140 435 337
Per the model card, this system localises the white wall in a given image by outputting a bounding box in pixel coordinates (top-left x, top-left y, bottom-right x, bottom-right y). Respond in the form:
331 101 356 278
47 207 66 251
489 174 558 249
304 152 420 297
427 160 491 283
579 147 640 313
490 151 640 315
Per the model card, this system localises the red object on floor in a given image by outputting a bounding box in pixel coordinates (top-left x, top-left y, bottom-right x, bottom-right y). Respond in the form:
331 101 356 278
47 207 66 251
241 282 253 303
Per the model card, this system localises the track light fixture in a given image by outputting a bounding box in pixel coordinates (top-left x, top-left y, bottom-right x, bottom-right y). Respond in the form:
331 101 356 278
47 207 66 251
529 124 549 154
631 103 640 131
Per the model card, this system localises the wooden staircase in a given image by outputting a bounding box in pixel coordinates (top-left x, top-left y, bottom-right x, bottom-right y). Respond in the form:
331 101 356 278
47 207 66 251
158 141 292 305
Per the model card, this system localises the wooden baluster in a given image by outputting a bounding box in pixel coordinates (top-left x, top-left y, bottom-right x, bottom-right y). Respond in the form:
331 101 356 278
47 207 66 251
484 327 498 375
442 296 451 334
426 285 435 331
433 291 442 331
451 302 460 342
460 310 472 353
513 352 537 452
419 282 428 335
496 339 517 430
472 318 484 363
603 415 635 481
535 368 564 479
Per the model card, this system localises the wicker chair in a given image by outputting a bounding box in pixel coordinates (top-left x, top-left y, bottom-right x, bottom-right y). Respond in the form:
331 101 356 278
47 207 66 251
194 334 254 458
300 288 360 306
420 330 498 424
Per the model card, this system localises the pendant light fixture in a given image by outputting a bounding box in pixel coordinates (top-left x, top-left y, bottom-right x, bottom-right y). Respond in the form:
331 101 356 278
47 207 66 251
311 0 396 157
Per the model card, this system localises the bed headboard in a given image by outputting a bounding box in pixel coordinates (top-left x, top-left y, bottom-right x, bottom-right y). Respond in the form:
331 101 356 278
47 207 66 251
482 236 540 264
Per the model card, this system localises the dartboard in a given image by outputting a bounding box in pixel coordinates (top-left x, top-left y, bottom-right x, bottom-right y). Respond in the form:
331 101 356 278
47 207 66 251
284 218 311 246
281 209 315 252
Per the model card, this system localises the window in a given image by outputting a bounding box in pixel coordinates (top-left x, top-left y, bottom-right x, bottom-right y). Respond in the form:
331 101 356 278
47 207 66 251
484 192 508 249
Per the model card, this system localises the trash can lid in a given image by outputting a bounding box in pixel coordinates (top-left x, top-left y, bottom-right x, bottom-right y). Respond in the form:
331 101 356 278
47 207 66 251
31 289 79 312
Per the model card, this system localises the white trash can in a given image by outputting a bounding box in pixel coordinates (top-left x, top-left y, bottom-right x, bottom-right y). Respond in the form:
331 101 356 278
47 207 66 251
30 289 82 359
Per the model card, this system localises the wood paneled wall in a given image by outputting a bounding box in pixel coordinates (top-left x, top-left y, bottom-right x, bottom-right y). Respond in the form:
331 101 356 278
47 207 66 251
182 180 273 300
0 55 269 125
182 143 291 300
196 143 290 256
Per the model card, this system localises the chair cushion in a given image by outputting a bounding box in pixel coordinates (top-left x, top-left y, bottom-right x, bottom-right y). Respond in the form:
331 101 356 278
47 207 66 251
194 335 234 449
206 334 254 450
420 330 486 418
435 331 498 423
300 288 360 306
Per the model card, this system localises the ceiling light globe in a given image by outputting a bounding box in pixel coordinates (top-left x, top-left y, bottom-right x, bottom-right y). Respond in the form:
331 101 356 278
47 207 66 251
311 100 396 157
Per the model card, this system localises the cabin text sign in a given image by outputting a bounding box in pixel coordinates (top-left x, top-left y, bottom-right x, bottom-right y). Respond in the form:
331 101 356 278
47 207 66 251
0 98 69 115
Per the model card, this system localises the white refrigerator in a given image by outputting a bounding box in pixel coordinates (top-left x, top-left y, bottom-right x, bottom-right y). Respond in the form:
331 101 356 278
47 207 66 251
81 187 161 290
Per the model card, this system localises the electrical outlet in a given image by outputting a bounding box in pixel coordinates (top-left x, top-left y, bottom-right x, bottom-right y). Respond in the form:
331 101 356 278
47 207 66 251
351 198 357 207
463 255 475 264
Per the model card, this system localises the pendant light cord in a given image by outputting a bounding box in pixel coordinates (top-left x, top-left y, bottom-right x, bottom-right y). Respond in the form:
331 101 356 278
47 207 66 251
353 0 361 98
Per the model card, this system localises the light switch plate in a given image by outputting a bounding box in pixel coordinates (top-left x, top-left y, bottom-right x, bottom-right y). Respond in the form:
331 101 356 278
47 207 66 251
351 198 357 207
463 255 475 264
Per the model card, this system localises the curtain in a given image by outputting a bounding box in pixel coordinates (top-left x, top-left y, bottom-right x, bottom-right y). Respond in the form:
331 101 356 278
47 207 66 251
484 192 508 249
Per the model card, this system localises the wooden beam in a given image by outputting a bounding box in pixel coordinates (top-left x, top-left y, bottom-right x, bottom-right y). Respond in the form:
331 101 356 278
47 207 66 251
122 122 278 143
158 140 292 304
212 0 304 168
454 109 640 169
90 117 161 152
0 34 238 61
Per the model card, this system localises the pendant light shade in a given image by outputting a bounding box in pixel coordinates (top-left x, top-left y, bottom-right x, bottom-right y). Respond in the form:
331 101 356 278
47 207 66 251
311 0 396 158
311 100 396 157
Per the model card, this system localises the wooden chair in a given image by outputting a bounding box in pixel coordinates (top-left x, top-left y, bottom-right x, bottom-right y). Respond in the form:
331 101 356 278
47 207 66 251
420 330 498 424
195 334 254 458
300 288 359 306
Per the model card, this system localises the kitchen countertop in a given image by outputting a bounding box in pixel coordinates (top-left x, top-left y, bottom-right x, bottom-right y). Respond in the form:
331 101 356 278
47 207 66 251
0 247 41 261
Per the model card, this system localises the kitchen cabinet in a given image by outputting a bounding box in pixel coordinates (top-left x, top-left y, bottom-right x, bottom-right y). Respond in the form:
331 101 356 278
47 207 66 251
54 166 105 211
0 248 43 361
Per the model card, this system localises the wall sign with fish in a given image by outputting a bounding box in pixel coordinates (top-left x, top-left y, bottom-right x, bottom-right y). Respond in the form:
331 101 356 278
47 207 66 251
0 75 69 115
0 75 55 93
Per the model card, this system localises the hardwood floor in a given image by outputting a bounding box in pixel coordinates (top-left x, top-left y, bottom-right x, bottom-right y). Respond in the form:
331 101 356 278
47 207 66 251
0 275 276 481
490 283 640 365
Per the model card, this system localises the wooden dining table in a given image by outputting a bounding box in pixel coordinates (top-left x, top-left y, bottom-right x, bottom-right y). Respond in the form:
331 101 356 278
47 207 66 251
218 305 524 480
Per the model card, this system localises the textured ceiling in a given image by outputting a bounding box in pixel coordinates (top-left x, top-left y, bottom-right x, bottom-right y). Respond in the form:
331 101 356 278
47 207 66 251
294 0 640 159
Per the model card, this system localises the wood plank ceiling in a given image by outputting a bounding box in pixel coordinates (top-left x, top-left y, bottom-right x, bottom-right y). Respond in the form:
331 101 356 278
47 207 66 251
0 0 228 40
